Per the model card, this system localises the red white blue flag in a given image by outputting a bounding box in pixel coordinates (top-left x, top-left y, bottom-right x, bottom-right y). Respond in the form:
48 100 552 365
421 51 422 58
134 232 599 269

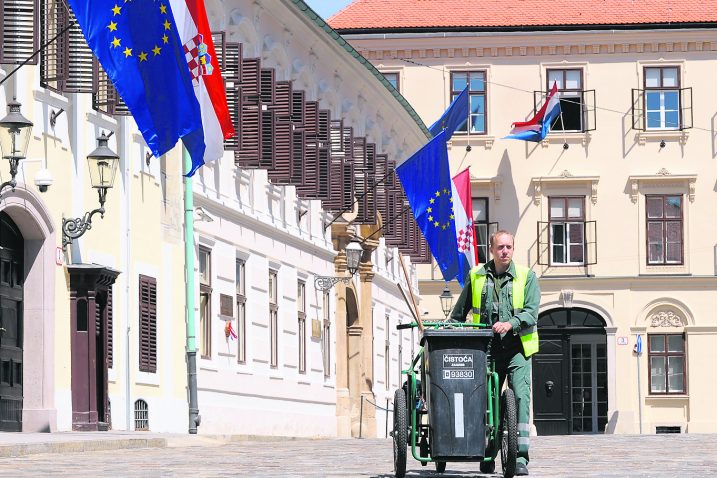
451 168 477 278
170 0 235 176
505 82 561 142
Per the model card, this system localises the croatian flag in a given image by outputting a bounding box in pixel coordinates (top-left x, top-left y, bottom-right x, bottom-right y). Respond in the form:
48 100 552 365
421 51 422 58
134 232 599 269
170 0 235 176
451 167 477 284
505 82 561 142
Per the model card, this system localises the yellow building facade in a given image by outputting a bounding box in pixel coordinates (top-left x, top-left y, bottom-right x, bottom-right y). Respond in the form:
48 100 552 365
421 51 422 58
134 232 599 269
334 5 717 434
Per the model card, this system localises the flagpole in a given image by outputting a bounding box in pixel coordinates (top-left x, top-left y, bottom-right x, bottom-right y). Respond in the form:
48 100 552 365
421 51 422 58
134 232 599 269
183 146 200 434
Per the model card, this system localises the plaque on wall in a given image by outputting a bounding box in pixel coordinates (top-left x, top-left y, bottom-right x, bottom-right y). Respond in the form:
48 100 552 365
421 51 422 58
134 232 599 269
311 319 322 339
219 294 233 320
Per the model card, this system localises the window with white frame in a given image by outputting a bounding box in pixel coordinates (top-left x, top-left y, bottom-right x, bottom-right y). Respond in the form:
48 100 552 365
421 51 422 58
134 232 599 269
382 72 400 92
451 71 486 134
549 197 586 265
298 280 306 374
547 68 584 132
198 247 212 359
236 259 246 364
646 195 683 265
649 334 686 394
644 67 680 130
322 291 331 378
269 270 278 368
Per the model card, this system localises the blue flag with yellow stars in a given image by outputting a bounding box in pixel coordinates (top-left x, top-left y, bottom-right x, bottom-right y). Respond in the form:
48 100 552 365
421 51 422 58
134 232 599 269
396 130 464 286
67 0 204 165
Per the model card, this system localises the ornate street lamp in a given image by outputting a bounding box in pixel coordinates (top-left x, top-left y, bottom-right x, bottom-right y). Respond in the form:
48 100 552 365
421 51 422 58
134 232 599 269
440 285 454 320
0 98 33 197
62 132 119 247
314 238 363 292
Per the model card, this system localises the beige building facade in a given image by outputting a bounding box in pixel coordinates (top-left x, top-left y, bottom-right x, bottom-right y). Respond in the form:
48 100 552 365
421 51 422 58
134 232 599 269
334 5 717 434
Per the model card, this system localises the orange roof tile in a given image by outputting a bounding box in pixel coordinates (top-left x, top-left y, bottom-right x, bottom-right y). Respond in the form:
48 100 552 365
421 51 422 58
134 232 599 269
329 0 717 31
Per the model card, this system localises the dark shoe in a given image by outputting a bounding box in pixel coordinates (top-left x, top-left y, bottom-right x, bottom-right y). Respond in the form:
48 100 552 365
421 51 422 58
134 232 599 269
515 462 529 476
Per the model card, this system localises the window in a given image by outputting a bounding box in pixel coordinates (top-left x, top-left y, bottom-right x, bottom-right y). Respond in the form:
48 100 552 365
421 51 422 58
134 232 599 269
199 247 212 359
549 197 586 265
547 69 584 131
451 71 486 134
269 270 278 368
138 275 157 373
298 280 306 374
385 315 391 390
472 197 497 264
649 334 686 394
322 292 331 378
644 67 680 130
646 195 683 265
382 72 399 92
236 259 246 364
134 399 149 431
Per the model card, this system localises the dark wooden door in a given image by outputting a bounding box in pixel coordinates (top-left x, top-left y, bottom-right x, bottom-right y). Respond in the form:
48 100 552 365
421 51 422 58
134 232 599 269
532 333 570 435
0 213 24 431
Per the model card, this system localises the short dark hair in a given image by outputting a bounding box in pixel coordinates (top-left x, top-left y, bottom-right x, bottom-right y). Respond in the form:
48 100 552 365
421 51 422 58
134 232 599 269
489 229 514 247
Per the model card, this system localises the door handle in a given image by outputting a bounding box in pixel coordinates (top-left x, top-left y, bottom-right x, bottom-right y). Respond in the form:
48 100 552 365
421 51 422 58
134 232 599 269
545 380 554 396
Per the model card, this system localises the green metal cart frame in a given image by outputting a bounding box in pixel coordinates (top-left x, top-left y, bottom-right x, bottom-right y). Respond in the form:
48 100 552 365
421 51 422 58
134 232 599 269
392 322 518 478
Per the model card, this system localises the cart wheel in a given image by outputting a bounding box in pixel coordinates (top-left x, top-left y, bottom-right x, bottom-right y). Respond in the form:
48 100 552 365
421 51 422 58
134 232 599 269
479 460 496 474
500 388 518 478
393 387 408 478
435 461 446 473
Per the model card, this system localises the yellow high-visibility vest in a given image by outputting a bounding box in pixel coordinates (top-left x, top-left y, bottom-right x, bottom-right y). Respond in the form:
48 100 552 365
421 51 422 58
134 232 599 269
470 265 539 357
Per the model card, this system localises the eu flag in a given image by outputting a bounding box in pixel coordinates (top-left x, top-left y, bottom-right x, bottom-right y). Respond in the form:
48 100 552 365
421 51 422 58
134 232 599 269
396 130 464 285
67 0 204 162
428 85 469 142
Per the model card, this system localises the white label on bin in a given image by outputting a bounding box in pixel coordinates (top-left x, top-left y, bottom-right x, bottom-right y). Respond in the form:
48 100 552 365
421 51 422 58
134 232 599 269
455 393 464 438
443 369 474 380
443 353 474 369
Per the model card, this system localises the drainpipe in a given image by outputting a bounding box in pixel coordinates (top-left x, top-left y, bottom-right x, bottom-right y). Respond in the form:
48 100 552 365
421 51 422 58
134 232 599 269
121 117 132 432
183 147 200 433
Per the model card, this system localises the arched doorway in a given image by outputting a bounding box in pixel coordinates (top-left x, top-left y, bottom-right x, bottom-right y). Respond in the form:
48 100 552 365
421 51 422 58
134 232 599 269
0 212 24 431
532 308 607 435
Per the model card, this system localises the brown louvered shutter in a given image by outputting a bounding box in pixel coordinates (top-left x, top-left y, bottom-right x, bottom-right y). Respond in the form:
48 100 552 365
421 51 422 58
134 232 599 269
240 57 260 101
236 57 262 166
375 153 389 224
355 140 377 224
259 109 274 168
271 81 292 118
268 119 292 183
291 90 305 127
107 288 114 368
296 142 319 199
259 68 275 104
0 0 38 65
290 129 305 185
316 147 331 200
211 31 225 71
40 0 69 92
138 275 157 373
221 41 241 151
317 109 330 143
303 101 318 140
64 7 93 93
92 58 117 115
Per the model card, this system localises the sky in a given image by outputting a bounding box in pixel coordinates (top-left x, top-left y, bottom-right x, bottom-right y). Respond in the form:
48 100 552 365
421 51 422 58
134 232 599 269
304 0 354 21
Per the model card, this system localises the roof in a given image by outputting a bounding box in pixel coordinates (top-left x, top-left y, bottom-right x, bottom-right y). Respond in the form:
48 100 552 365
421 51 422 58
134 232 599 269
290 0 430 138
329 0 717 32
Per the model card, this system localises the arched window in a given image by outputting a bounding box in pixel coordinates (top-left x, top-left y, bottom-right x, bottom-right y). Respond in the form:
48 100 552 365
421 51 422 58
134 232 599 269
538 308 606 330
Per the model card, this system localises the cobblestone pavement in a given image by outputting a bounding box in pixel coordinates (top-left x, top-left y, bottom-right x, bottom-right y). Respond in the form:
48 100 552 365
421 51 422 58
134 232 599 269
0 433 716 477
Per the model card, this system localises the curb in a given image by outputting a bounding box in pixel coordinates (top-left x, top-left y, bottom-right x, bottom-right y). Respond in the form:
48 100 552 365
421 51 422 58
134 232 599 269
0 438 167 458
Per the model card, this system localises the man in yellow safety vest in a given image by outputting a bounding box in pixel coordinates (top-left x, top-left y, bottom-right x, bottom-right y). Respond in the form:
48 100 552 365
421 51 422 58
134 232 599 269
449 230 540 476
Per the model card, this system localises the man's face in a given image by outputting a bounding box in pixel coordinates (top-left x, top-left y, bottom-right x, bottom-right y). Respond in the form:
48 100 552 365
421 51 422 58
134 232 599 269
490 233 514 268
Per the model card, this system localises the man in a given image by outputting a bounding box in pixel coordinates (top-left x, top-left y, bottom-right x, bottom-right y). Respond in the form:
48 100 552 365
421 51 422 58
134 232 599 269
450 230 540 476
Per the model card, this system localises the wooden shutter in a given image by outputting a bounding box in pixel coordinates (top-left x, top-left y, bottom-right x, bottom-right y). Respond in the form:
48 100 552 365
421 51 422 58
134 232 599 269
220 40 241 151
64 6 93 93
235 95 261 166
291 90 305 127
138 275 157 373
303 101 318 140
107 288 114 368
224 81 240 150
296 142 319 199
355 140 377 224
259 68 275 104
211 31 225 71
271 81 292 118
317 109 330 143
316 146 331 201
92 59 117 115
259 109 275 168
222 42 241 80
375 153 389 224
267 119 292 183
0 0 38 65
40 0 69 92
290 129 305 185
240 57 261 102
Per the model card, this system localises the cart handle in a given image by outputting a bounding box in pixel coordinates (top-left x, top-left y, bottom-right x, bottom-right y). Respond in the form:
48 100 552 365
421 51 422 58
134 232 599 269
396 321 490 330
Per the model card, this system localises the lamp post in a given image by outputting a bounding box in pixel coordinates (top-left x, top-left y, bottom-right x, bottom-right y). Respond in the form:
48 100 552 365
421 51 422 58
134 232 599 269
62 132 119 247
0 98 33 197
314 238 363 292
440 285 454 320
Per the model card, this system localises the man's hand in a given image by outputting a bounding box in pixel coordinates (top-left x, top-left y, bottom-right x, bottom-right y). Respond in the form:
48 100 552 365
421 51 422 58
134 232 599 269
492 321 513 334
